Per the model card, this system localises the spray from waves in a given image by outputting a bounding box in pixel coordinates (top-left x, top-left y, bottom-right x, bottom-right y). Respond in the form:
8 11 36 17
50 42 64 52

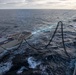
32 24 55 35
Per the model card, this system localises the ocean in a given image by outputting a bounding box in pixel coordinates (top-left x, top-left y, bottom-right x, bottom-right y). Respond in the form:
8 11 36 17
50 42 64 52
0 9 76 35
0 9 76 75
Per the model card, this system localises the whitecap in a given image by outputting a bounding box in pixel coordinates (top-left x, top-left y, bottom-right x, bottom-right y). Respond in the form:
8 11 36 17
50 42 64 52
27 57 41 69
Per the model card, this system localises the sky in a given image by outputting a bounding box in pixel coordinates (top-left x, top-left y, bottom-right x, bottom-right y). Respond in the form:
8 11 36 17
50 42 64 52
0 0 76 9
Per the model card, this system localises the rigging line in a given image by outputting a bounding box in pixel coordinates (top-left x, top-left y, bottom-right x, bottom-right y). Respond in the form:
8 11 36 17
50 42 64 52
24 21 70 58
25 39 49 55
60 21 70 58
24 21 60 51
0 28 10 51
25 21 60 51
0 31 24 52
14 40 23 50
45 21 60 48
25 40 43 53
0 40 23 52
45 21 70 58
0 45 7 50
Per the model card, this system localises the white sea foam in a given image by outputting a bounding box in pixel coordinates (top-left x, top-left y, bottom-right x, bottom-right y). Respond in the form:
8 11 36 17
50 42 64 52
32 24 54 35
0 62 12 75
17 66 27 74
27 57 41 69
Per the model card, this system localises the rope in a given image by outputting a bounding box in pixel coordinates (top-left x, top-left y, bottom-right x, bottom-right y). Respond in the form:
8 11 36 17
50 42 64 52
25 40 43 53
25 21 70 58
25 21 60 50
0 21 70 58
0 40 23 52
45 21 70 58
15 40 23 50
60 21 70 58
45 21 60 48
0 28 9 51
0 46 7 50
0 31 24 51
24 22 60 51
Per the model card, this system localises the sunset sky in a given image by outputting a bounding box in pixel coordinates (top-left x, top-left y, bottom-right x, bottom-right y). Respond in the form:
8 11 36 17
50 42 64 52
0 0 76 9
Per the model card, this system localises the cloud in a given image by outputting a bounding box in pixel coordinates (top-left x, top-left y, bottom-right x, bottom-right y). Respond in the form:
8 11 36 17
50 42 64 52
0 0 76 9
0 0 25 4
